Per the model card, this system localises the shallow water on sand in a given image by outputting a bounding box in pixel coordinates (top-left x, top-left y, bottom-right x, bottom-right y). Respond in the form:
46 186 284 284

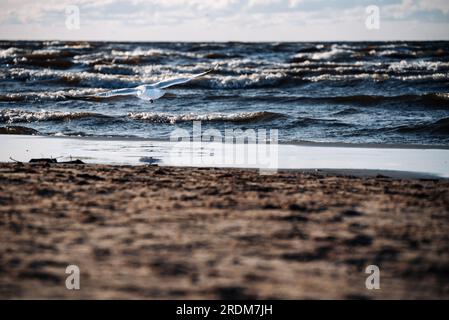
1 41 449 145
2 135 449 178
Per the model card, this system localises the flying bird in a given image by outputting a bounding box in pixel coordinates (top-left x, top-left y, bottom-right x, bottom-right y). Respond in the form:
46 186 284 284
93 66 216 103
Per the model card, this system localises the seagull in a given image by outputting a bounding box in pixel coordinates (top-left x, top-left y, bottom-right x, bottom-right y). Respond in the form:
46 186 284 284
93 66 216 103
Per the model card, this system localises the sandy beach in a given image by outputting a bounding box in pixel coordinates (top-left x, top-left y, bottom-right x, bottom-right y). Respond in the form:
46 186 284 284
1 162 448 299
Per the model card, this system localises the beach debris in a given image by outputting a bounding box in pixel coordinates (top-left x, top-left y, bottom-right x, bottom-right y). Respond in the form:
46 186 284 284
0 126 40 135
9 157 22 163
60 159 85 164
139 156 160 165
28 158 85 164
29 158 57 163
153 168 166 175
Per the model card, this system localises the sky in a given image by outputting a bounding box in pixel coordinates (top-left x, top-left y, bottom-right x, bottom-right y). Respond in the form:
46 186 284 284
0 0 448 41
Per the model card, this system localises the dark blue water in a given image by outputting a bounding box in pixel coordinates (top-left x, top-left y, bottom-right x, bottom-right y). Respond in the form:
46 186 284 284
1 40 449 145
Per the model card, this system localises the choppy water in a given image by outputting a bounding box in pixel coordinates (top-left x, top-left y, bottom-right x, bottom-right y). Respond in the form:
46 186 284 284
1 40 449 145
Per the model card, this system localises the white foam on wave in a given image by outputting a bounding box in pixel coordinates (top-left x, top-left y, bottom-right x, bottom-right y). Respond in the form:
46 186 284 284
388 60 449 72
204 73 286 89
376 49 415 57
394 73 449 81
128 111 282 124
62 43 91 49
436 93 449 99
72 48 202 66
0 88 103 101
1 66 288 89
1 67 137 86
304 73 449 82
0 47 21 58
292 44 353 61
0 109 104 123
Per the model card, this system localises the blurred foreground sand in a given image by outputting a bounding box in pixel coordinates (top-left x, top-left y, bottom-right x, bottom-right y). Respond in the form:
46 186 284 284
0 163 448 299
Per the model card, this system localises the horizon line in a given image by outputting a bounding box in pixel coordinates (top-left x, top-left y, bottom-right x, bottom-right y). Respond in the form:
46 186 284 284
2 38 449 43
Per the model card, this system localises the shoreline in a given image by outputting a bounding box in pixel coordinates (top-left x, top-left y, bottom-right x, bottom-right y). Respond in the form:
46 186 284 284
281 168 443 179
1 134 449 178
1 163 448 299
2 132 449 150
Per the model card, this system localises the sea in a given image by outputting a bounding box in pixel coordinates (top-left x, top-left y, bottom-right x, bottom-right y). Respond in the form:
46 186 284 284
1 40 448 145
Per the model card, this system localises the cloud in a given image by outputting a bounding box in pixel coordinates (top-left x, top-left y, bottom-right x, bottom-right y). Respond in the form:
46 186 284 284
418 0 449 14
0 0 448 40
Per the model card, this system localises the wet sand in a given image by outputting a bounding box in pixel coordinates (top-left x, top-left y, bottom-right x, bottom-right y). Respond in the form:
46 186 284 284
2 134 449 178
0 163 448 299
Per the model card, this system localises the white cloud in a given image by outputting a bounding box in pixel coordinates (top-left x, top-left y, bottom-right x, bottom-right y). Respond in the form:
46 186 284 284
0 0 447 40
384 0 449 19
418 0 449 14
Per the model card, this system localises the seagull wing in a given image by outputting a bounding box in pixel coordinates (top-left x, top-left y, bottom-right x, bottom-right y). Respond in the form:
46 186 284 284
151 68 214 89
94 87 140 98
91 65 216 100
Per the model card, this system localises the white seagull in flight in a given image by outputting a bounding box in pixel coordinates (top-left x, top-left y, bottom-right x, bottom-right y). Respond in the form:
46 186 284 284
94 66 216 103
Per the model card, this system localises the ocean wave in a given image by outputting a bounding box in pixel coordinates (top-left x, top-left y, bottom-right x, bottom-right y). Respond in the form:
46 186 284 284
313 93 449 107
200 73 289 89
303 73 449 82
3 89 446 107
290 117 351 128
0 47 22 58
61 42 91 50
0 125 40 135
2 67 224 88
1 40 449 145
205 92 449 106
187 43 227 52
393 73 449 81
128 111 284 124
292 44 354 61
332 108 360 116
1 68 138 87
1 68 291 89
376 50 417 59
388 60 449 72
203 52 242 59
7 49 80 69
393 117 449 135
2 63 446 90
0 109 113 123
93 64 136 75
72 48 204 66
0 89 102 102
